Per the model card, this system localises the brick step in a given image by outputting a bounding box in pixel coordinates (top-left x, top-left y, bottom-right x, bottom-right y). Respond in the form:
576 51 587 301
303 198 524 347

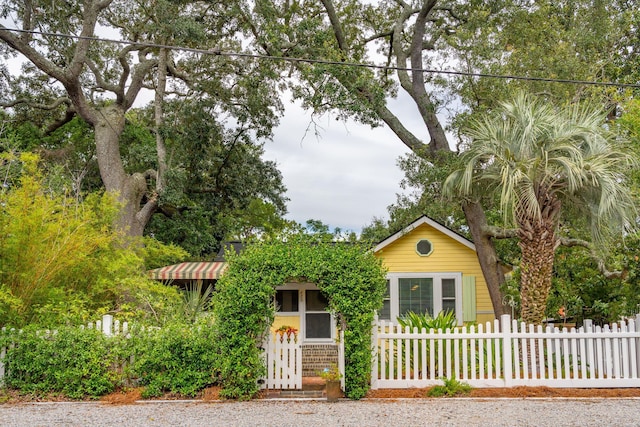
302 344 338 377
278 390 324 398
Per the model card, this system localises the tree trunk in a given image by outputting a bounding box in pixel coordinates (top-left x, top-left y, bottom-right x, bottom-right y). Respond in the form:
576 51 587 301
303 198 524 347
518 218 556 325
94 104 151 237
463 201 510 317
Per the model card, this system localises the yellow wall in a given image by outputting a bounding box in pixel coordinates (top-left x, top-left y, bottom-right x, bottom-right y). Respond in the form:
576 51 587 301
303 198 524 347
272 315 300 334
374 223 495 322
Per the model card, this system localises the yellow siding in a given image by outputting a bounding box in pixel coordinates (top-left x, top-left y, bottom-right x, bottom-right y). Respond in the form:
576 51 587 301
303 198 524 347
272 315 300 334
375 223 494 319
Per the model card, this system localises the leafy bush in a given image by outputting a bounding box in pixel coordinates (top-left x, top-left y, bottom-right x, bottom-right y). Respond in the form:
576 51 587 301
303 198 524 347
0 153 184 328
213 234 387 400
397 310 458 332
1 326 124 399
128 321 220 398
427 377 472 397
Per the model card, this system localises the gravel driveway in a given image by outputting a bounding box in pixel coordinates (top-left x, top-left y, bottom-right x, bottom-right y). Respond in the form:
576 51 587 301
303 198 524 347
1 398 639 427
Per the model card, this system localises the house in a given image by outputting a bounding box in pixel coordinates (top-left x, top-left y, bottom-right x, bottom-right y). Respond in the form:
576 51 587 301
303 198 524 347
149 216 496 329
372 215 495 325
148 216 496 376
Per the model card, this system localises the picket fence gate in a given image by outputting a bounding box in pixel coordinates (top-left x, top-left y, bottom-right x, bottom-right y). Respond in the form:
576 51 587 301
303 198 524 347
371 314 640 389
260 331 346 390
261 332 303 390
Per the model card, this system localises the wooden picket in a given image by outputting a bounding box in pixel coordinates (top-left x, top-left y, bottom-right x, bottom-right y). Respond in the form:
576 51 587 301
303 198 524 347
261 332 302 390
371 314 640 389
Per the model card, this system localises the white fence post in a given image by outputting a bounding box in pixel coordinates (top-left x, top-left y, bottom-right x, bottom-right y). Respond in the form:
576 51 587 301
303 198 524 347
102 314 113 336
0 337 5 386
501 314 512 387
371 315 378 390
635 315 640 377
339 330 345 390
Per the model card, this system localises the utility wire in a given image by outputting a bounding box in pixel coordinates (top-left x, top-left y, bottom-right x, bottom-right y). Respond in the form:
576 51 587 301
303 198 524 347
2 27 640 89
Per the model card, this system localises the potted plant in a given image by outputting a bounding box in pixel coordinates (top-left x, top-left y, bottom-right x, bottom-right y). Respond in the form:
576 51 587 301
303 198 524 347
318 364 342 402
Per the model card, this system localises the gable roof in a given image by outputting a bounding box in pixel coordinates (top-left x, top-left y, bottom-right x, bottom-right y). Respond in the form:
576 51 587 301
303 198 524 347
374 215 476 253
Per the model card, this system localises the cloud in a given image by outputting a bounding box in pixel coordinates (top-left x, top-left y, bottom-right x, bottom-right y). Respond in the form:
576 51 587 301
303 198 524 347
265 101 413 232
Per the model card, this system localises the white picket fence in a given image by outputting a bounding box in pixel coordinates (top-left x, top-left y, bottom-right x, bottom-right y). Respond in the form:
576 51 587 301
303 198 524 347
261 332 302 390
371 314 640 389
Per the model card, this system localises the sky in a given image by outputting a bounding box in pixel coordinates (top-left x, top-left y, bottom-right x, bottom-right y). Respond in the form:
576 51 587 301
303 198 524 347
264 95 428 233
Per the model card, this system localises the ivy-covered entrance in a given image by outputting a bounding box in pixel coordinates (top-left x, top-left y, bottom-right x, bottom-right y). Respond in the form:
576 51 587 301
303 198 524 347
212 235 387 400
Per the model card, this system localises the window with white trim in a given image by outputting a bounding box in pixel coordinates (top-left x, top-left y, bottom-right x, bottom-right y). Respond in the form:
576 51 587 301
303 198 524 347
379 273 463 325
378 280 391 320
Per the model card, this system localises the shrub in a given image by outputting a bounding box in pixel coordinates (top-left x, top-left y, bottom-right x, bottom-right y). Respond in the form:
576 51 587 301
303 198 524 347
128 321 220 398
396 310 458 332
427 378 472 397
1 326 124 399
213 234 387 399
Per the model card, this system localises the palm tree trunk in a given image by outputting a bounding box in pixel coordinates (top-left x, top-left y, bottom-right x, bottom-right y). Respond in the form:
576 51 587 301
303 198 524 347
518 218 556 325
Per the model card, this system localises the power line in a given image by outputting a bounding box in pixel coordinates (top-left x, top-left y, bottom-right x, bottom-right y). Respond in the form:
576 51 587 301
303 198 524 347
2 27 640 89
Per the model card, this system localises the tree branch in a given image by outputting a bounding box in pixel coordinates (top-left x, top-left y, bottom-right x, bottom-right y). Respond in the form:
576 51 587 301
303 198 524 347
85 58 120 93
68 0 113 77
320 0 347 52
482 226 518 239
0 25 67 84
558 237 624 279
123 57 157 109
0 97 70 110
44 109 76 135
167 59 192 83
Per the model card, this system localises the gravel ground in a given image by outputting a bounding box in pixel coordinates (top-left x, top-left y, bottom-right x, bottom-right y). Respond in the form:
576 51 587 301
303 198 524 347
1 398 640 427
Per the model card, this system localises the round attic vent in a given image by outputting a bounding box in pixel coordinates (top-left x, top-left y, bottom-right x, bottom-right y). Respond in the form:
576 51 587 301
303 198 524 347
416 239 433 256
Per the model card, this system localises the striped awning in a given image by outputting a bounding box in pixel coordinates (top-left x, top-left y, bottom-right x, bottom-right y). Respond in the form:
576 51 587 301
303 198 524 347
148 262 227 281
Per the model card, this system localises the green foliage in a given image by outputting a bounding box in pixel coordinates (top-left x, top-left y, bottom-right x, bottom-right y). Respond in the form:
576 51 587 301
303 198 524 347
138 236 190 270
1 326 123 399
0 154 118 326
180 281 214 324
318 364 342 382
110 276 183 326
0 152 183 327
397 310 458 332
213 233 387 399
143 99 288 257
128 321 219 398
427 378 472 397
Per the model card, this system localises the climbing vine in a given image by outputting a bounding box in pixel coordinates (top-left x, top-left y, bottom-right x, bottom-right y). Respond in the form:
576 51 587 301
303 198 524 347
212 233 387 399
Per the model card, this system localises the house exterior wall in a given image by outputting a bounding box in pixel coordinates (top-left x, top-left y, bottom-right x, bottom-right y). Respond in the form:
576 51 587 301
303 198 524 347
374 222 495 324
272 315 301 333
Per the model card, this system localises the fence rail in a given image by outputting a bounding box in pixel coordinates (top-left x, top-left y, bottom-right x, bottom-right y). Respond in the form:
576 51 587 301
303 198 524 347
371 314 640 389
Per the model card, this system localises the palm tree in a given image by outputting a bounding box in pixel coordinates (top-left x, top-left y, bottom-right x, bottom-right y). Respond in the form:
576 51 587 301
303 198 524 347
445 93 637 324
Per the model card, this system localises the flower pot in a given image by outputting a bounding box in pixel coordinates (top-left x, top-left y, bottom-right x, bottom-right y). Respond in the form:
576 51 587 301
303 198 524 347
325 380 342 402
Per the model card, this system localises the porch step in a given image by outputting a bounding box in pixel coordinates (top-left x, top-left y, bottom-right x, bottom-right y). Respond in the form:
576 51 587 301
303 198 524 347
302 376 326 390
278 389 324 398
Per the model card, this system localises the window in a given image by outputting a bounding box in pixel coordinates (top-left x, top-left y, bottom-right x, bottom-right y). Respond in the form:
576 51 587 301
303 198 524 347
276 290 299 312
399 277 433 316
442 278 456 313
305 290 331 339
378 280 391 320
385 273 462 324
416 239 433 256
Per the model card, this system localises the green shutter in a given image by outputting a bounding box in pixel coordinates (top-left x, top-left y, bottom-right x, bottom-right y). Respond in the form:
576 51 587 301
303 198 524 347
462 276 476 322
